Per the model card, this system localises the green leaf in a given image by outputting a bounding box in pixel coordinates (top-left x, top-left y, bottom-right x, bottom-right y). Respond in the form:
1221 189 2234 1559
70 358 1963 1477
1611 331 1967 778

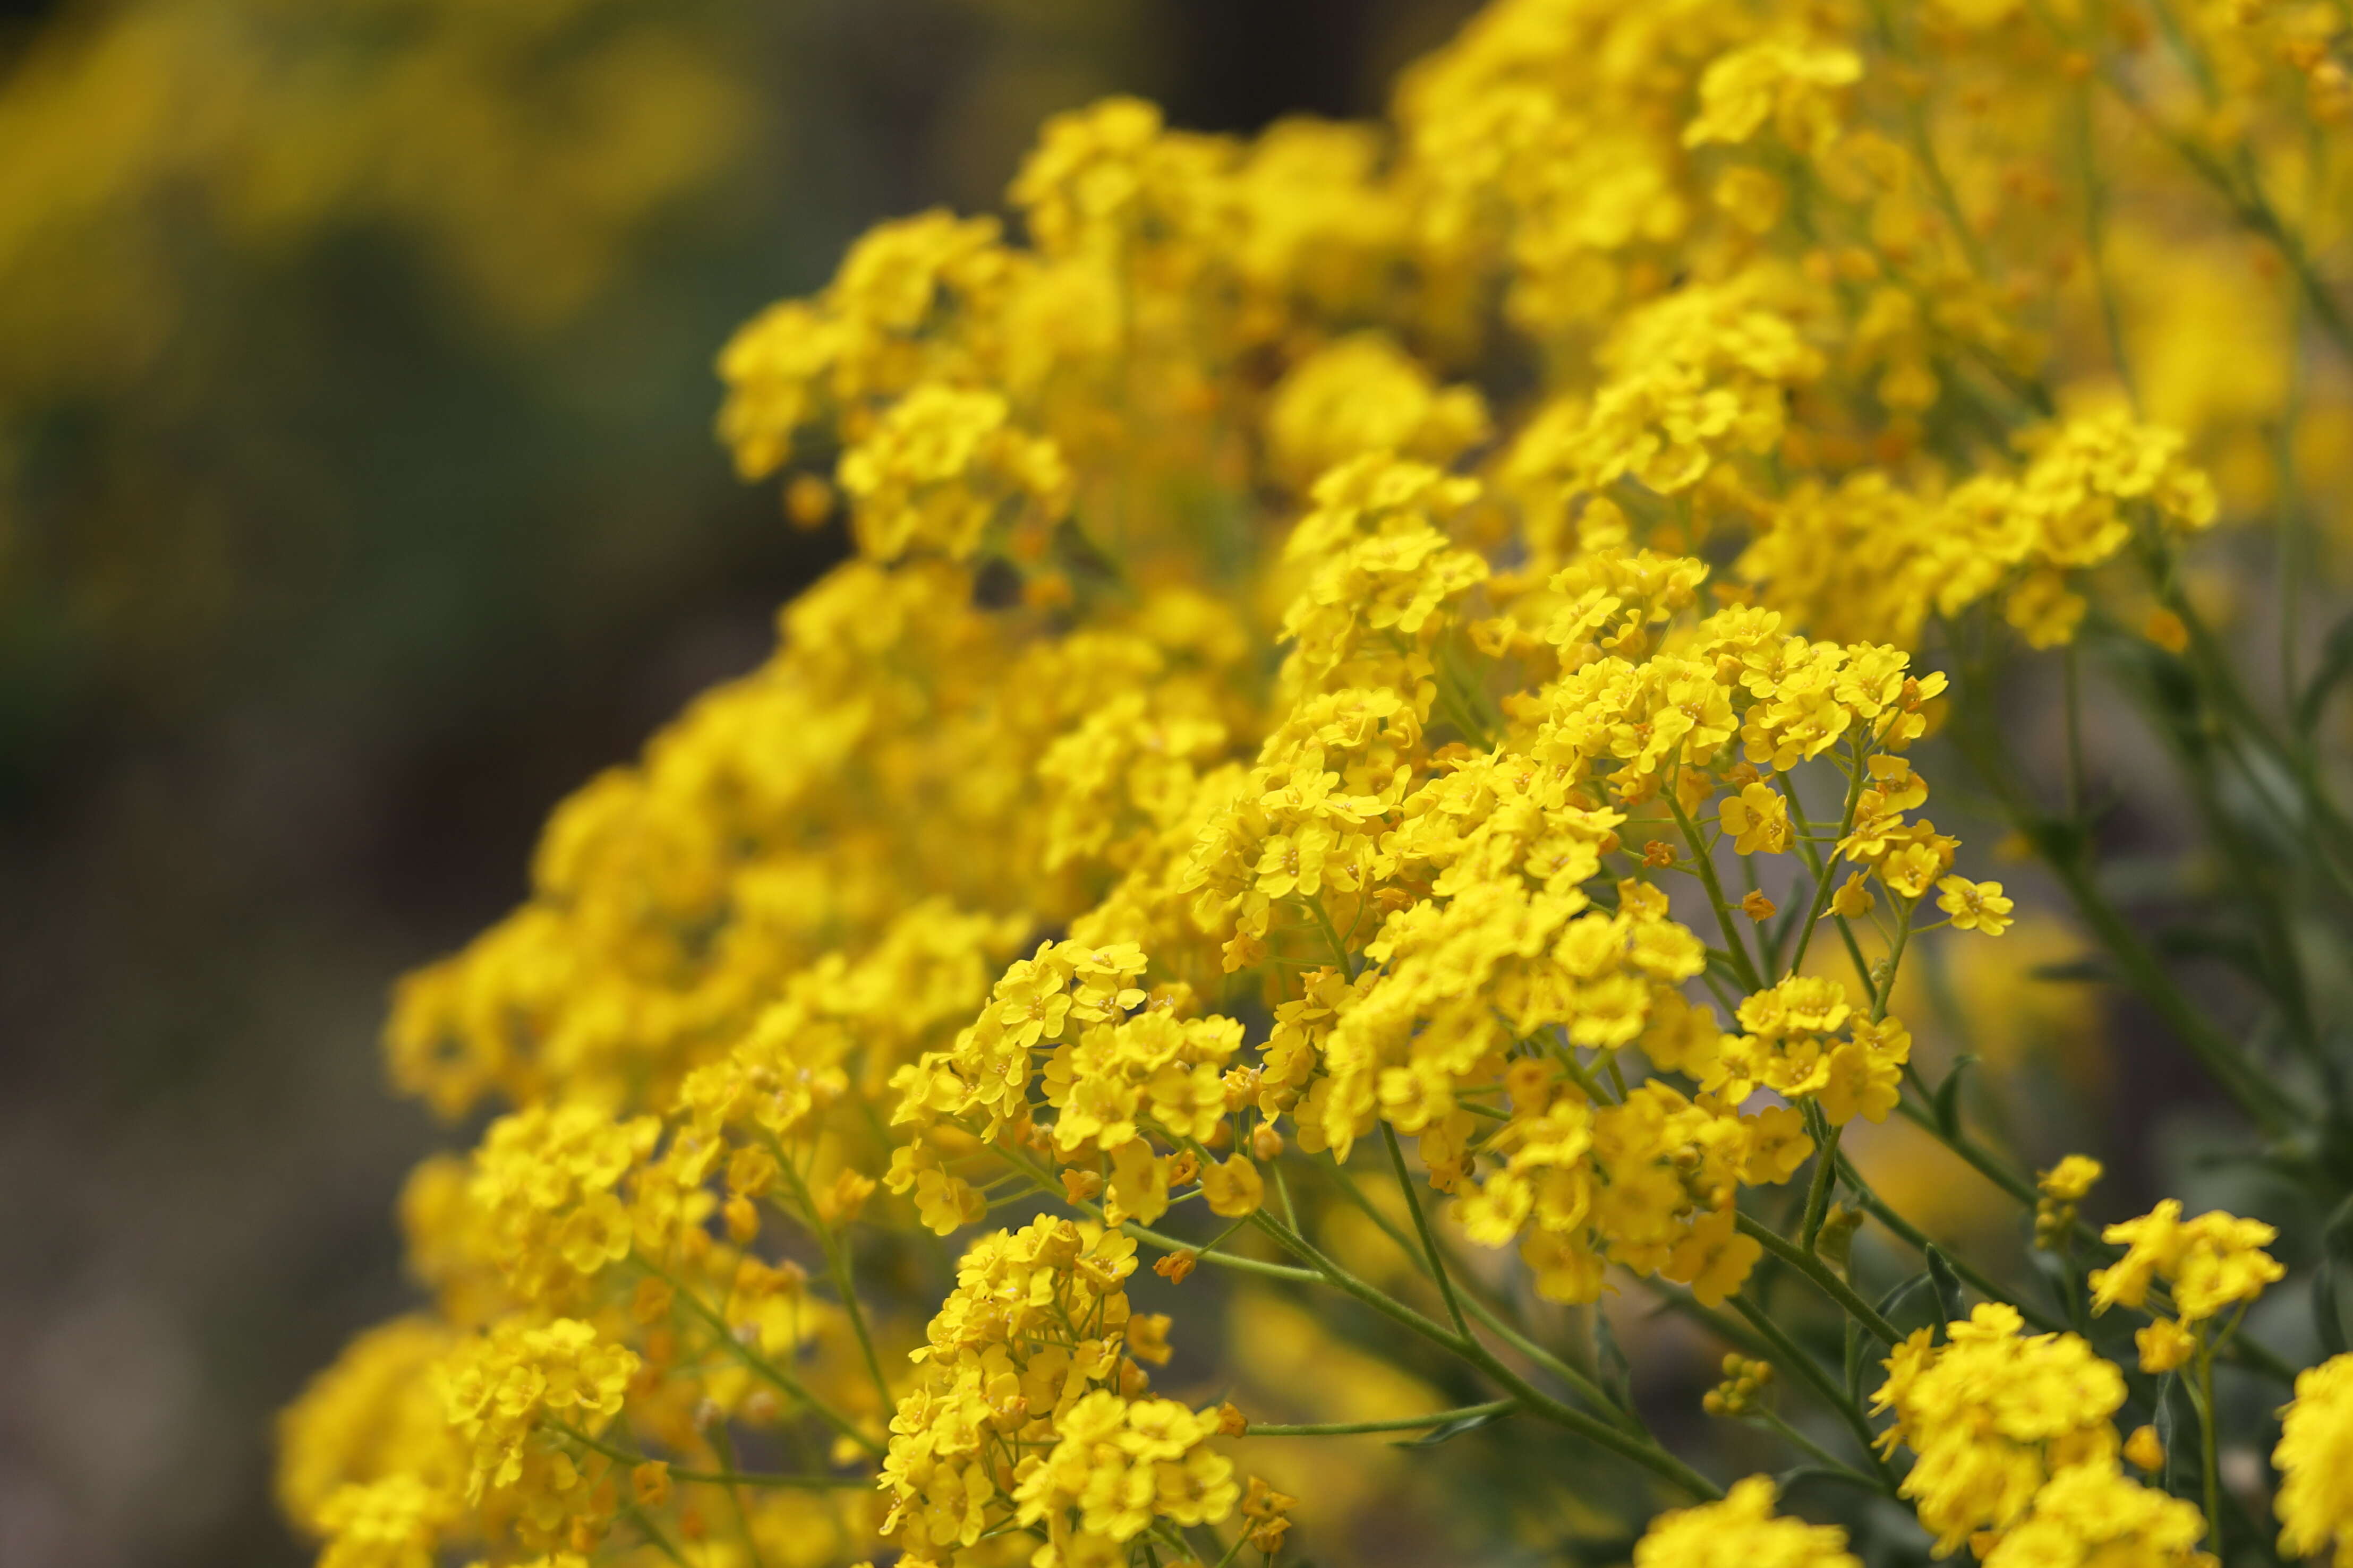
1592 1305 1635 1412
2297 607 2353 735
1853 1271 1935 1402
2314 1193 2353 1358
1775 1464 1880 1496
1926 1246 1967 1326
1875 1270 1940 1332
1389 1408 1510 1449
1932 1058 1977 1137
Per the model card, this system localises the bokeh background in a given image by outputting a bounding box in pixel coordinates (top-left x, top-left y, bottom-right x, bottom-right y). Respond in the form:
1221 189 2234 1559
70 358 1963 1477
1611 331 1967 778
0 4 1481 1564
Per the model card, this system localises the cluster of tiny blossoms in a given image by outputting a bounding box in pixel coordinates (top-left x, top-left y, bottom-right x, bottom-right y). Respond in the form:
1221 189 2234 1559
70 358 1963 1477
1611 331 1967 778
280 2 2353 1565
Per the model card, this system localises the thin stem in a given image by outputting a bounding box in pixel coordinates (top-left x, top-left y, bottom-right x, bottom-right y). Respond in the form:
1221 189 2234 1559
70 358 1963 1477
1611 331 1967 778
1382 1123 1470 1340
1726 1294 1891 1477
2194 1335 2223 1553
764 1132 893 1415
1735 1212 1902 1346
1784 754 1866 978
634 1254 883 1456
993 1140 1319 1283
1943 662 2306 1136
1239 1399 1517 1437
545 1418 869 1489
1836 1163 2057 1332
626 1503 695 1568
1314 1152 1636 1425
1667 787 1765 990
2070 78 2137 408
1754 1406 1887 1494
1243 1204 1720 1497
1870 899 1913 1023
1799 1106 1842 1252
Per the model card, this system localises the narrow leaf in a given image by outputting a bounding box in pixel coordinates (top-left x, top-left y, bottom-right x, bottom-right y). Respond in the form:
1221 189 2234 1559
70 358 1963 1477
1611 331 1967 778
1932 1057 1976 1137
1926 1246 1967 1327
1389 1408 1510 1449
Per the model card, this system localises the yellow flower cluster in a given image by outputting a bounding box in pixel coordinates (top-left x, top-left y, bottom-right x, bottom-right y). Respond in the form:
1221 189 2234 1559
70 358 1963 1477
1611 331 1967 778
1711 975 1912 1127
443 1319 639 1544
2091 1201 2285 1371
279 0 2353 1561
879 1216 1235 1566
1873 1303 2128 1554
1740 409 2222 649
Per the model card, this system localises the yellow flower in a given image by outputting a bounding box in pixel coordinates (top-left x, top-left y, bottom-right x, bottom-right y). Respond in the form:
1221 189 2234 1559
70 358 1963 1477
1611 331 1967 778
1200 1154 1266 1218
1937 876 2015 936
1664 1205 1763 1308
1831 872 1875 919
1720 782 1793 855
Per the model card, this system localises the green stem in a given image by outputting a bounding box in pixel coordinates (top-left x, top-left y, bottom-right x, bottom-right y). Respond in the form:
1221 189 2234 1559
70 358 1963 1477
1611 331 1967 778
1725 1294 1891 1478
634 1254 883 1456
625 1503 695 1568
1667 787 1765 991
1870 900 1913 1023
1313 1151 1635 1423
1382 1123 1471 1340
1945 665 2305 1136
1244 1205 1720 1498
545 1418 868 1489
1799 1107 1842 1252
1754 1406 1887 1494
1735 1212 1902 1346
994 1140 1319 1283
1784 753 1866 979
1836 1163 2056 1332
2194 1336 2223 1553
1240 1399 1517 1437
764 1132 893 1415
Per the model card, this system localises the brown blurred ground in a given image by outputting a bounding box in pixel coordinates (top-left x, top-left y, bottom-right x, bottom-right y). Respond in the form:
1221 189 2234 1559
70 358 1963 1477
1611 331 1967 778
0 4 1477 1564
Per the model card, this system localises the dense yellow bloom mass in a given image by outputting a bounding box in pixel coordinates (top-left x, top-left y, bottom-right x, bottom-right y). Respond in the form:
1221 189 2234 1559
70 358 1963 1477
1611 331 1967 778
279 0 2353 1562
2277 1355 2353 1567
1874 1304 2126 1554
